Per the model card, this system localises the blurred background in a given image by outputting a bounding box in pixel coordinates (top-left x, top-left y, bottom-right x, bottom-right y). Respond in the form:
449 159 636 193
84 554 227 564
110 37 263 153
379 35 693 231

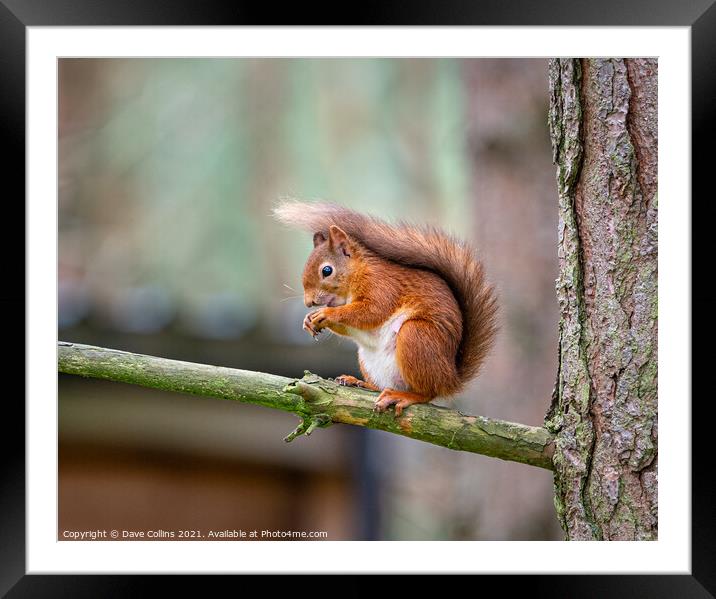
59 58 561 541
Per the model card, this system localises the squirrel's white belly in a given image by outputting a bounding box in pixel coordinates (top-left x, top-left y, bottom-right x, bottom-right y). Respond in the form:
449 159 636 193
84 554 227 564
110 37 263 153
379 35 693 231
345 311 410 391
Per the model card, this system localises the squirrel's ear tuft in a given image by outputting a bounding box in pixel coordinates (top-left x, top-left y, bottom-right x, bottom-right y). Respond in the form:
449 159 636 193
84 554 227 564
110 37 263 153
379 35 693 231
329 225 352 257
313 231 327 247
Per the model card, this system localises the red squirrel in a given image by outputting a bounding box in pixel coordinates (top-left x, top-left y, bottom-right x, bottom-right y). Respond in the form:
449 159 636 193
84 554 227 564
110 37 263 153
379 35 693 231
274 202 498 416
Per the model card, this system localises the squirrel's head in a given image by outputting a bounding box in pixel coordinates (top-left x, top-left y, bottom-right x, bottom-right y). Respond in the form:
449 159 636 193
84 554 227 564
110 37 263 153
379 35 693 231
301 225 356 308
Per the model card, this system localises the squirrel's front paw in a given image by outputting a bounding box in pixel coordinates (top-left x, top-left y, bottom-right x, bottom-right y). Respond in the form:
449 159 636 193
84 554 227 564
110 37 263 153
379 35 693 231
302 312 319 338
303 308 331 338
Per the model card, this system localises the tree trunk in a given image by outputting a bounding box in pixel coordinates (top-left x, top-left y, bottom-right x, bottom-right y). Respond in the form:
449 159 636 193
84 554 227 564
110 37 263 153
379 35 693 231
546 58 658 540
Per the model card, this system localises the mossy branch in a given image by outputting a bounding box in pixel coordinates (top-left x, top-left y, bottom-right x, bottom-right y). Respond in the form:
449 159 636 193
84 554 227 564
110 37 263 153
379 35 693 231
58 342 555 470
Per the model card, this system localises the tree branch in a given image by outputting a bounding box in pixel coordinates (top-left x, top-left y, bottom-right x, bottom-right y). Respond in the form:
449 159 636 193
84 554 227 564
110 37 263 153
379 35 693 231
58 342 555 470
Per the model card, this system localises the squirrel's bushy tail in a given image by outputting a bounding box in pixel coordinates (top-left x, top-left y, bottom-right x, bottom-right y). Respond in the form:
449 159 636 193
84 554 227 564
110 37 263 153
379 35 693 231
274 201 498 383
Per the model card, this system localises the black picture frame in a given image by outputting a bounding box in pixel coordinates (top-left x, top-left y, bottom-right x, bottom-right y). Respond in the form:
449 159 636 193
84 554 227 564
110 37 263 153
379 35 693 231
3 1 705 595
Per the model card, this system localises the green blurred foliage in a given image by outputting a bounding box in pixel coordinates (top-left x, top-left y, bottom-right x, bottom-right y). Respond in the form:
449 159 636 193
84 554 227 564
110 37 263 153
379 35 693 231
59 58 471 337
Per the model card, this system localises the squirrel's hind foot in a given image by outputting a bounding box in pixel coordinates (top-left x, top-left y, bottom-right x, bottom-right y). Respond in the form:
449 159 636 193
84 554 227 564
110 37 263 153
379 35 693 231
374 389 432 417
335 374 380 392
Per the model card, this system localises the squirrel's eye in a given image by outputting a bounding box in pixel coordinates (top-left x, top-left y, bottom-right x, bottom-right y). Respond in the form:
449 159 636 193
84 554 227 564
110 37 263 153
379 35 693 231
321 265 333 277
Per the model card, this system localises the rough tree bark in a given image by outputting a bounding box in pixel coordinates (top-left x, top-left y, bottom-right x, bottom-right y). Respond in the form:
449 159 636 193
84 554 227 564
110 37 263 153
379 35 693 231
546 58 658 540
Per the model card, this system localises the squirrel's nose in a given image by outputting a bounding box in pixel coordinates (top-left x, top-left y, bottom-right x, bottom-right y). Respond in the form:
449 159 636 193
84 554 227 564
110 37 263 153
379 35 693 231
304 296 314 308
